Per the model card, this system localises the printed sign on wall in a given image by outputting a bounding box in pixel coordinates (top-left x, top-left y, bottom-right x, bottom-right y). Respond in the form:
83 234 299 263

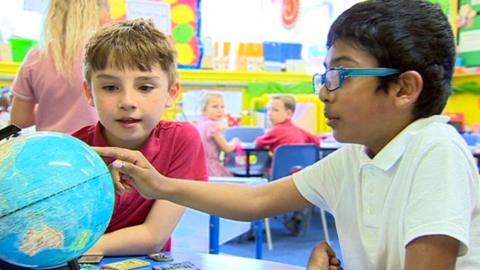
110 0 202 68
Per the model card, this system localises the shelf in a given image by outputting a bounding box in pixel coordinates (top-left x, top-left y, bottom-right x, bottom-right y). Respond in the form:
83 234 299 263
0 61 478 86
452 72 480 85
0 61 20 80
0 61 311 85
179 69 311 83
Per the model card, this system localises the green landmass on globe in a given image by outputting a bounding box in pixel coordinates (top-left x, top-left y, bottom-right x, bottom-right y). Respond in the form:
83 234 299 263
0 132 114 269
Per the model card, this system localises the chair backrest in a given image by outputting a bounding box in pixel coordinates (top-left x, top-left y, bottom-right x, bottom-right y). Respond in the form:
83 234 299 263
271 144 320 180
225 127 265 142
462 132 480 146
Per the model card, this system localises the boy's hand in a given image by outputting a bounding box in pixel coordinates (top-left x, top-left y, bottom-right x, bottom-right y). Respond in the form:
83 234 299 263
94 147 165 199
307 241 342 270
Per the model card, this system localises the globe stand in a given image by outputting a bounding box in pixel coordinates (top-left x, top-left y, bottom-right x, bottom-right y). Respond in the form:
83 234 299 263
0 124 21 141
0 259 80 270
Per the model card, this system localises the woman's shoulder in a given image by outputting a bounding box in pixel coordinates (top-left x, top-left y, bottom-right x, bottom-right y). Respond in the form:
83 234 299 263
21 48 51 70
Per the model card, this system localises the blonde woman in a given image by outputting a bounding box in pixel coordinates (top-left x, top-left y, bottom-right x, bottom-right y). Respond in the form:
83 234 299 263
10 0 110 133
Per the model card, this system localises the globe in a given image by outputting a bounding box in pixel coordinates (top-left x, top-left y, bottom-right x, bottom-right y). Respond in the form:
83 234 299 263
0 132 114 268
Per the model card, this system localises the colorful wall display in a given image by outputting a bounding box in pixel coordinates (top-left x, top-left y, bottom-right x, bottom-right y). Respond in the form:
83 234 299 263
109 0 202 68
457 0 480 67
281 0 300 28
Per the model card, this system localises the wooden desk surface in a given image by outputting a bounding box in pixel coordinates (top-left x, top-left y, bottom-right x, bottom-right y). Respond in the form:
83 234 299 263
100 252 304 270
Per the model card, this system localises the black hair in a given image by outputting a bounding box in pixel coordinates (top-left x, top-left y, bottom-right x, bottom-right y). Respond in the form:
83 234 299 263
327 0 455 119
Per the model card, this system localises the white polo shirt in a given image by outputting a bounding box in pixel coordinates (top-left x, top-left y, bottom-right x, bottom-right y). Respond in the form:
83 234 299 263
294 115 479 270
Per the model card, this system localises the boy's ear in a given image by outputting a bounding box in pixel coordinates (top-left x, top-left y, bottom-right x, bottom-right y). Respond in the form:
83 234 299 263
165 80 180 108
286 109 294 119
83 80 95 107
392 70 423 109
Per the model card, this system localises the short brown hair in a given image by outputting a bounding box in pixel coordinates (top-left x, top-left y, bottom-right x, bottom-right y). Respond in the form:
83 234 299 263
83 18 178 87
272 95 296 113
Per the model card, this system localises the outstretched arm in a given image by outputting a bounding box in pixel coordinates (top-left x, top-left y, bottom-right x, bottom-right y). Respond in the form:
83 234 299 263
95 146 312 221
212 134 239 153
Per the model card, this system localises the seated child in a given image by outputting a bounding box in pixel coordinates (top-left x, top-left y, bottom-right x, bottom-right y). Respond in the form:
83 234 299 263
73 18 208 256
196 91 239 176
255 95 320 152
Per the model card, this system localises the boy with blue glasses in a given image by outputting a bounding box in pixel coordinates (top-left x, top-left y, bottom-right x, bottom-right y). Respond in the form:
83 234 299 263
313 68 400 93
95 1 479 269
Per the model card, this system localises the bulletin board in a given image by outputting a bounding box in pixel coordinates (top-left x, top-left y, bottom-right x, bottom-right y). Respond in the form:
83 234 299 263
109 0 203 68
457 0 480 66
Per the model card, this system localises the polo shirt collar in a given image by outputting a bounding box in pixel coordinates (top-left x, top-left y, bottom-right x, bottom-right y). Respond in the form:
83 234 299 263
278 119 293 126
92 122 109 146
360 115 449 171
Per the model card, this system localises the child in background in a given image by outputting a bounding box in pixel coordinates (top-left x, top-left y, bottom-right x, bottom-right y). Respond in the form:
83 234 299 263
10 0 110 133
95 0 479 269
0 88 11 128
196 91 240 176
73 18 208 256
255 95 320 152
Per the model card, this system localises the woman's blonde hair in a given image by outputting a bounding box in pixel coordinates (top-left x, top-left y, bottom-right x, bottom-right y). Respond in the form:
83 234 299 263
41 0 109 78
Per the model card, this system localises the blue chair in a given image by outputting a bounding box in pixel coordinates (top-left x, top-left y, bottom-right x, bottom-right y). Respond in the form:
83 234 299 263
225 126 265 142
223 127 269 177
271 144 320 181
462 132 480 146
271 144 330 243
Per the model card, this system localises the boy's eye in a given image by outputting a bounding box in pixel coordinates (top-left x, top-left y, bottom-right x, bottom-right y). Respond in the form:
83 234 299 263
138 85 155 92
102 85 118 91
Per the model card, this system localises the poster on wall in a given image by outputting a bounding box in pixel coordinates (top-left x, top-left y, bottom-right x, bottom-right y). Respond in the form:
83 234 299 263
457 0 480 66
126 0 171 34
110 0 203 68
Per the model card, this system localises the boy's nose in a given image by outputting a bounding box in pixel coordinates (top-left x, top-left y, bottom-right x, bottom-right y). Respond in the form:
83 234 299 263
118 91 137 110
318 86 333 103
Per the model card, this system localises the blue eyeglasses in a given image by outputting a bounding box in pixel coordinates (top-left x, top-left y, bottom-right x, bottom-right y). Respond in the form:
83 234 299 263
312 67 401 94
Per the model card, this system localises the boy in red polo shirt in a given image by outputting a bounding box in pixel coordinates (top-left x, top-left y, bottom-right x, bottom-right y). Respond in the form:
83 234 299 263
255 95 320 153
72 19 208 256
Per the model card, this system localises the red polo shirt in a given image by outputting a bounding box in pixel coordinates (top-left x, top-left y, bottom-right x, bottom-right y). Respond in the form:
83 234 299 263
72 121 208 251
255 119 321 152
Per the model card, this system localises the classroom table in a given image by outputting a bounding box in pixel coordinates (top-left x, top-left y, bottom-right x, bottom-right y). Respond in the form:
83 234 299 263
238 142 270 177
208 176 269 259
98 252 304 270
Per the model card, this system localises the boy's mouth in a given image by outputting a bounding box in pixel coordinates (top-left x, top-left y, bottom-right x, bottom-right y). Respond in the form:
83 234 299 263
117 118 141 124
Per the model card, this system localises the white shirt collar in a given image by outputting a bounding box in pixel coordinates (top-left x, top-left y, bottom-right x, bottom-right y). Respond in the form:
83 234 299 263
359 115 449 171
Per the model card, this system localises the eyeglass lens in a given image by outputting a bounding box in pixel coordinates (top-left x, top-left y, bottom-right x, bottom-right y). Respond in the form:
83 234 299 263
325 69 340 90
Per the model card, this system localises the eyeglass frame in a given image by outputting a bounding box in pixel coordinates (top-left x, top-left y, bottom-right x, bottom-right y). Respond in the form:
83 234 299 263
312 67 401 94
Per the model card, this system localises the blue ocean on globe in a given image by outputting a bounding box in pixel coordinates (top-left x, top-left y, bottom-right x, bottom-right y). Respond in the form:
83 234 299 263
0 132 114 268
